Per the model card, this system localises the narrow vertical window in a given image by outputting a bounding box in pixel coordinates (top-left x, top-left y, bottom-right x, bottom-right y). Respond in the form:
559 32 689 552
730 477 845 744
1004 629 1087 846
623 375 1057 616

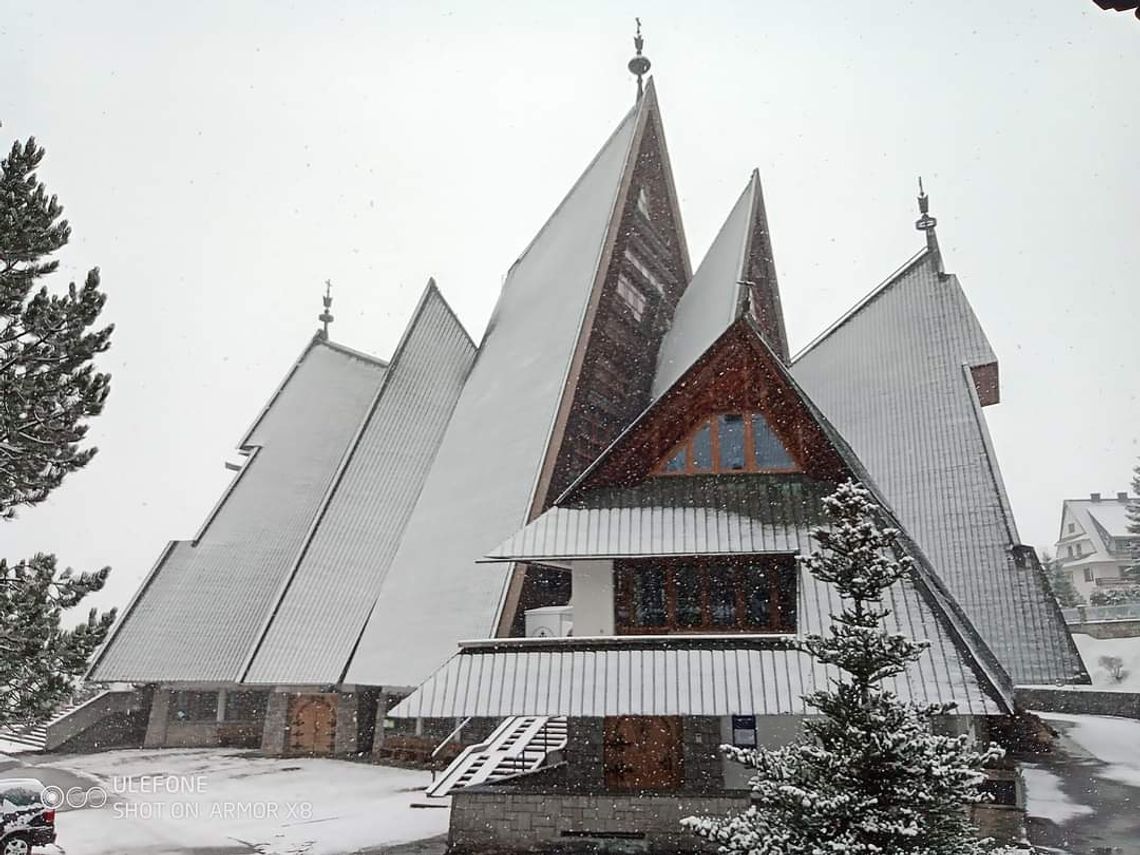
616 275 647 322
675 565 702 628
718 414 746 470
635 567 667 627
744 565 772 628
708 567 736 628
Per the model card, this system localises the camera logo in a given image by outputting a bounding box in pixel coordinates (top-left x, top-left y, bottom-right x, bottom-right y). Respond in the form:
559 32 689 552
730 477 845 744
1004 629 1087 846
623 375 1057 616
41 785 109 809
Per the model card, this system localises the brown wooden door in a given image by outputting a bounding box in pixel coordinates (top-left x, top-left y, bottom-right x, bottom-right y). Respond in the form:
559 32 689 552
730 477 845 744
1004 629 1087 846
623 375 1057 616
288 693 337 755
603 716 683 790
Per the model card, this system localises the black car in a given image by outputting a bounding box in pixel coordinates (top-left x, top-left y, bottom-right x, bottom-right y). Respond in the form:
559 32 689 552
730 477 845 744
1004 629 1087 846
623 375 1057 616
0 779 56 855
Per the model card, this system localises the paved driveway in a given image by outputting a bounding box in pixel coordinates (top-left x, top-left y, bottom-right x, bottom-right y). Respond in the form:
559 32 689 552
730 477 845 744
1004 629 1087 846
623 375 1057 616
1019 714 1140 854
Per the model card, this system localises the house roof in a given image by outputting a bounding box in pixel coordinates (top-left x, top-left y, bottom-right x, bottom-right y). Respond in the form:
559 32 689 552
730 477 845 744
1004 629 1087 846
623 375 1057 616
1057 496 1137 559
89 337 389 682
485 475 830 563
653 169 786 397
791 249 1086 686
387 631 1006 719
344 84 673 690
241 283 476 685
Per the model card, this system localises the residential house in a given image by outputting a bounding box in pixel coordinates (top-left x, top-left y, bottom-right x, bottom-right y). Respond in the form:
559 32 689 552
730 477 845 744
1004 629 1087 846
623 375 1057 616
1055 492 1138 600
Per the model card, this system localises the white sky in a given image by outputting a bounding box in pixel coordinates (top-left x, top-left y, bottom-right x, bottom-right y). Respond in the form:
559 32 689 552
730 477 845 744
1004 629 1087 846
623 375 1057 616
2 1 1138 617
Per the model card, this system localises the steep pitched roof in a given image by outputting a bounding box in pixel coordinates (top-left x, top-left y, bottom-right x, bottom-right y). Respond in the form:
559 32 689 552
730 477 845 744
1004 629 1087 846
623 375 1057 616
89 337 389 682
653 169 787 397
397 316 1013 716
791 249 1086 686
344 81 687 690
241 283 476 686
1058 495 1136 560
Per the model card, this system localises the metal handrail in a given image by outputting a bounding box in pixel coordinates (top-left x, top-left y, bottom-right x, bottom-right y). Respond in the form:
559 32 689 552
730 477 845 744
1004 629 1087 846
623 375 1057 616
430 716 473 760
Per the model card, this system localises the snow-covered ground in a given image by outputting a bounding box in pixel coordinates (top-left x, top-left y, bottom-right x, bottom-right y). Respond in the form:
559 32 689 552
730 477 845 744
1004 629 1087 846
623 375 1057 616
1038 712 1140 788
1020 712 1140 852
1071 632 1140 692
16 748 448 855
1020 765 1094 824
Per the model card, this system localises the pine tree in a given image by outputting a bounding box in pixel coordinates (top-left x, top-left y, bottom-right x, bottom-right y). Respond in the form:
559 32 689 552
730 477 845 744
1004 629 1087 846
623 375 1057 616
684 481 1009 855
1 135 116 726
1 555 116 724
1042 551 1083 607
1 137 112 515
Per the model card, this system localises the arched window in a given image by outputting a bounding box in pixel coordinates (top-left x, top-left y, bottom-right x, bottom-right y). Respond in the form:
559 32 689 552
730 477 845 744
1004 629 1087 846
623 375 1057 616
656 412 796 475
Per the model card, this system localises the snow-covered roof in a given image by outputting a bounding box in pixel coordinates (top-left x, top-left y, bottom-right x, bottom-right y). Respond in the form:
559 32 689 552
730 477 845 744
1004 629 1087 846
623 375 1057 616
388 588 1008 717
653 175 754 396
485 476 832 562
242 284 475 685
1057 496 1137 562
90 339 389 682
653 170 787 397
791 249 1085 686
343 86 664 691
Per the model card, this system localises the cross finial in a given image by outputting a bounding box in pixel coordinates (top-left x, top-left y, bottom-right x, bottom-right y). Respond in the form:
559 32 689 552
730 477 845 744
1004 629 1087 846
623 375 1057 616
318 279 334 339
628 18 651 100
915 177 939 252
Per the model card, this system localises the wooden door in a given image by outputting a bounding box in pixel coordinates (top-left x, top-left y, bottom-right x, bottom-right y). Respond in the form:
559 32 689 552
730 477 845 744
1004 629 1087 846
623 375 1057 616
288 693 337 755
603 716 683 790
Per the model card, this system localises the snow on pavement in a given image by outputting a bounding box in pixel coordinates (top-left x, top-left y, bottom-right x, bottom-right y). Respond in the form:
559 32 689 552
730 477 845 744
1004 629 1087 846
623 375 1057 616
1037 712 1140 788
27 748 448 855
1020 765 1094 823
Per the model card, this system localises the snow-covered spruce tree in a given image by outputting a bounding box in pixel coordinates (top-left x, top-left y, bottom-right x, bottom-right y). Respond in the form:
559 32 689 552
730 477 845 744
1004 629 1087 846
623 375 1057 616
683 481 1007 855
1 136 116 726
1042 551 1083 608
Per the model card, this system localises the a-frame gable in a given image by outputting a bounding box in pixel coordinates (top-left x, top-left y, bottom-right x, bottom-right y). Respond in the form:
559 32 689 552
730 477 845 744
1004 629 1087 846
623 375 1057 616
563 316 849 499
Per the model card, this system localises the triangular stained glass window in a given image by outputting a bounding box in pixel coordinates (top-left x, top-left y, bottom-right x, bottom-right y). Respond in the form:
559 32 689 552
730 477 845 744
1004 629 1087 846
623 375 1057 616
752 412 794 469
655 412 798 475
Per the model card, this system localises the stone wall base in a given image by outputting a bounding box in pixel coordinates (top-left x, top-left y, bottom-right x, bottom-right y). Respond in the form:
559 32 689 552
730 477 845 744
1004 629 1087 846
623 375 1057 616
449 791 747 854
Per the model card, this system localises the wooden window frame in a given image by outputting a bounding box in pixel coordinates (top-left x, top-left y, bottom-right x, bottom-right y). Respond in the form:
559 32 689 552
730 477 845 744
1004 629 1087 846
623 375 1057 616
614 556 797 635
654 412 799 476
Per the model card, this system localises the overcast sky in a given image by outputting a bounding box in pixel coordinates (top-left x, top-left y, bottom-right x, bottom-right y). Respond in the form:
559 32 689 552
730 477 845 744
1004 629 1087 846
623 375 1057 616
2 1 1138 617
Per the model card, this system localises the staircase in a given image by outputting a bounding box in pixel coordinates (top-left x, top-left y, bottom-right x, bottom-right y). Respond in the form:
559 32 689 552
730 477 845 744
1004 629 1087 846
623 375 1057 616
426 715 568 798
0 691 113 753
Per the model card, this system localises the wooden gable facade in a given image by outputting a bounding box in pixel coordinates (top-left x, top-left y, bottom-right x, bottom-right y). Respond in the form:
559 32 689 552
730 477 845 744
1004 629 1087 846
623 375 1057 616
565 316 850 498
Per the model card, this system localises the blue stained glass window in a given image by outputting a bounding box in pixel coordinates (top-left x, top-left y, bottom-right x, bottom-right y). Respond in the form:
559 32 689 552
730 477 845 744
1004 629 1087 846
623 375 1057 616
752 413 794 469
718 414 745 470
691 422 712 471
664 446 686 472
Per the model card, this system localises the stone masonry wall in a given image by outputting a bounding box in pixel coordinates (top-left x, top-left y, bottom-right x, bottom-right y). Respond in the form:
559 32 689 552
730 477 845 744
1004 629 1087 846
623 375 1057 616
450 791 747 854
260 691 289 754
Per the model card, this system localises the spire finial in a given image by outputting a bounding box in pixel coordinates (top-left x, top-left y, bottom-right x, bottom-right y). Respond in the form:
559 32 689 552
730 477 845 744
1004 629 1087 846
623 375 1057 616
318 279 334 339
628 18 651 100
915 176 939 253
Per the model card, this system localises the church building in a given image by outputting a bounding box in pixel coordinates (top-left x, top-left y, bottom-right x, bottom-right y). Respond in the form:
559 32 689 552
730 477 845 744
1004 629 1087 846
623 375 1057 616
87 32 1084 847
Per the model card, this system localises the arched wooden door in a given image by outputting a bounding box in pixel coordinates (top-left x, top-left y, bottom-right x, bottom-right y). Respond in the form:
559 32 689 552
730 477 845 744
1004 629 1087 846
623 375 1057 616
288 693 337 755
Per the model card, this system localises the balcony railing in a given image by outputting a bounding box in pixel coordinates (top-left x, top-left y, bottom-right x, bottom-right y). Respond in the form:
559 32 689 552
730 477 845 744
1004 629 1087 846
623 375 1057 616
1061 603 1140 625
